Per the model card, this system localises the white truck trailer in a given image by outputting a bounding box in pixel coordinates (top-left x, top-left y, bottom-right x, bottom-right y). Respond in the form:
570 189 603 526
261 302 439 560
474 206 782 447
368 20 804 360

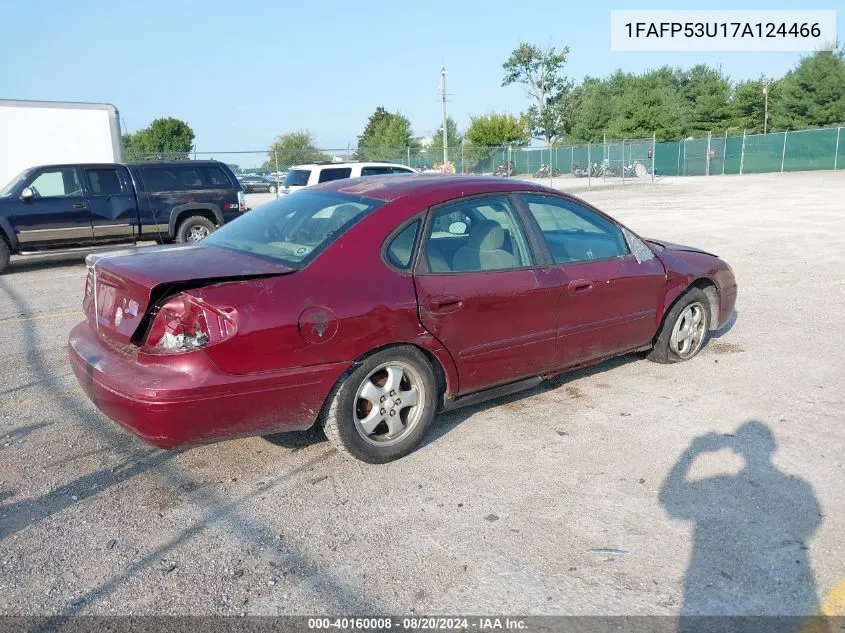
0 99 124 188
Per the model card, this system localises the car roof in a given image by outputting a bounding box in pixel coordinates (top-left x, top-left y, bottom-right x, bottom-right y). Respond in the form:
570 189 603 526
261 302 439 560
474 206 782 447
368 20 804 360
315 174 554 203
289 161 415 170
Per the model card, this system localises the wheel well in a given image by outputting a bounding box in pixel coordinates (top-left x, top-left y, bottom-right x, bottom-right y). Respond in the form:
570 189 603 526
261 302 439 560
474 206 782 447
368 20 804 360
689 278 720 330
176 210 218 229
0 229 11 250
314 342 449 427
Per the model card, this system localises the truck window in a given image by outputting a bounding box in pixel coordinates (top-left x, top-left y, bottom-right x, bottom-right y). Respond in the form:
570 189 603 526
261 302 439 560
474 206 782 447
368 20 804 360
284 170 310 187
28 168 82 198
201 166 231 187
138 167 180 192
86 169 123 195
176 167 204 188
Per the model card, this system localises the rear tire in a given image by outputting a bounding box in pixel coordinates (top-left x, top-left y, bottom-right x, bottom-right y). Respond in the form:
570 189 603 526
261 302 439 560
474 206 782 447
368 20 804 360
269 185 277 194
0 237 10 274
322 346 437 464
175 216 216 244
647 288 711 364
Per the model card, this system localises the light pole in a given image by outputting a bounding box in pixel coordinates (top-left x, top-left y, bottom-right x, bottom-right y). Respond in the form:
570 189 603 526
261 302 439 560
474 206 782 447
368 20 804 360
439 66 448 166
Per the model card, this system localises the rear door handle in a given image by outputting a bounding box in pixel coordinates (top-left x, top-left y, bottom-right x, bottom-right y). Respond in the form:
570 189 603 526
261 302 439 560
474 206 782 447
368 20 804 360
73 203 88 210
568 279 593 295
428 294 464 314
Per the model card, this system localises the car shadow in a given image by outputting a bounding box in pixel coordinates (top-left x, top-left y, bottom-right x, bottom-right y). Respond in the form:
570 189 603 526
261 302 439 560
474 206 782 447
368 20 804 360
660 420 823 632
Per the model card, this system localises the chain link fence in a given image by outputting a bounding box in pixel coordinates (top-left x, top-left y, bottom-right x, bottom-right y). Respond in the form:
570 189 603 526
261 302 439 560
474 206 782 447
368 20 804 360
124 124 843 184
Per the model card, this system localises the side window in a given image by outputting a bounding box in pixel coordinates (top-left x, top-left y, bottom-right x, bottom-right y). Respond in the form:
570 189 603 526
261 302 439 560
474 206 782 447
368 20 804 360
390 167 414 174
176 167 204 188
201 166 232 187
139 167 180 192
361 166 392 176
28 168 82 198
86 169 123 195
521 194 629 264
385 220 420 270
318 167 352 183
424 196 532 273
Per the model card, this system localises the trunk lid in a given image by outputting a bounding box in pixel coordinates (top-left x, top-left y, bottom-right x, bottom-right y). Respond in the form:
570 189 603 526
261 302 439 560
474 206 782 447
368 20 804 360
85 244 293 345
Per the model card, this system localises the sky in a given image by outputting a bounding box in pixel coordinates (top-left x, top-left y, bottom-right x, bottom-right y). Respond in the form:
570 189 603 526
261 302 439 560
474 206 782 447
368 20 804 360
1 0 841 156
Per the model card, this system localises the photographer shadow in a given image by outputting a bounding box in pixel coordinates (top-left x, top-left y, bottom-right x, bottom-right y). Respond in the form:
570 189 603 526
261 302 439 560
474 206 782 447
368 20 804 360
660 421 823 633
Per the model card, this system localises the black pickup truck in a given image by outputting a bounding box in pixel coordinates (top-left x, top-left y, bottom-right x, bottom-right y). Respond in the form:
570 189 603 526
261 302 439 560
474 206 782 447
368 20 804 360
0 160 246 273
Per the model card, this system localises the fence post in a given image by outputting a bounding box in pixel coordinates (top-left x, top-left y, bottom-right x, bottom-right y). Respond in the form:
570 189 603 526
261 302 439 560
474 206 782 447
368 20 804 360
683 139 687 176
407 146 410 167
722 129 728 175
460 141 464 174
706 131 712 176
274 150 280 197
739 129 746 174
621 139 626 186
587 142 592 190
571 146 574 174
781 130 788 173
677 141 681 176
652 133 656 183
834 126 841 171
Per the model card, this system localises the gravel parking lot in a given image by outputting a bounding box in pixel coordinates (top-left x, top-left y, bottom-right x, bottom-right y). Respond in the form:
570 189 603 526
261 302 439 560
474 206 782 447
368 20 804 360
1 172 843 617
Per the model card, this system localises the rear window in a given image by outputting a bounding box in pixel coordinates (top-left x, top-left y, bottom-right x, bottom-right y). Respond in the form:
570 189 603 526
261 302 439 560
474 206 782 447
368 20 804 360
138 165 228 192
205 190 383 266
318 167 352 183
202 166 232 187
284 170 311 187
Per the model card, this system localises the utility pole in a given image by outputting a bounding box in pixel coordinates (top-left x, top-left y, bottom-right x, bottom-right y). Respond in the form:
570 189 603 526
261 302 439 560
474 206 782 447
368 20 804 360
439 66 448 166
763 80 769 135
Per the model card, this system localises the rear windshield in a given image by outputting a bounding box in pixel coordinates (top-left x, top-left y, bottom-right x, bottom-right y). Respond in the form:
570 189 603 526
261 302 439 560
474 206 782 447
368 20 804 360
205 190 383 266
284 170 311 187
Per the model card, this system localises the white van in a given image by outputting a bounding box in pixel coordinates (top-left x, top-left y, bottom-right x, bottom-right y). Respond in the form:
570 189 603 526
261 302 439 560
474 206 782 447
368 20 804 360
281 161 417 194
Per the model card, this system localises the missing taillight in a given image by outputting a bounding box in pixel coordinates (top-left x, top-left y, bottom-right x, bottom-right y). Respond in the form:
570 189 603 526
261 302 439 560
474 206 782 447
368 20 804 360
142 293 236 354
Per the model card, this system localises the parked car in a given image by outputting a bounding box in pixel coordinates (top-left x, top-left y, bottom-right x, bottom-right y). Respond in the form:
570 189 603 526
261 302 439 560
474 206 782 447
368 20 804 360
281 161 417 195
0 160 245 274
69 175 737 464
238 174 279 194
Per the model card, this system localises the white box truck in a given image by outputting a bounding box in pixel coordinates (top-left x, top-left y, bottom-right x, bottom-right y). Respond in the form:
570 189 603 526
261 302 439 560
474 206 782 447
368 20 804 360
0 99 124 188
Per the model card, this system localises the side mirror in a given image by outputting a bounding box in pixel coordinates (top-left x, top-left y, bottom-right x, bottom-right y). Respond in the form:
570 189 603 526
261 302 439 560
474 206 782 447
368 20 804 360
20 187 34 201
448 221 467 235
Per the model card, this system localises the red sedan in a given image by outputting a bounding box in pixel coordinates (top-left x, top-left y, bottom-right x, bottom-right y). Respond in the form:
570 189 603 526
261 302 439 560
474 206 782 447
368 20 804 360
69 175 737 463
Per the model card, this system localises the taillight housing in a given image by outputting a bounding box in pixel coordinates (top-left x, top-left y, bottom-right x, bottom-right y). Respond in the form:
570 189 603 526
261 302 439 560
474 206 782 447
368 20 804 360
238 190 247 211
143 294 237 354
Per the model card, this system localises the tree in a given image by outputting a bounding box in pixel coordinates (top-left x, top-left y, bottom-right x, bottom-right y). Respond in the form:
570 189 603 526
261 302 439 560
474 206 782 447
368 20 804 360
502 42 573 145
123 117 195 159
771 47 845 130
357 113 419 162
355 107 396 159
675 65 733 136
265 130 328 169
607 71 684 141
463 112 530 167
568 78 613 142
732 77 778 134
427 116 462 163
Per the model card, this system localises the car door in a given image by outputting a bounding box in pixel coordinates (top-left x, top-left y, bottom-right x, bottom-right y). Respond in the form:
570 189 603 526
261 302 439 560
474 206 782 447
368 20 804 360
516 193 667 367
12 166 93 248
83 166 137 242
414 194 560 395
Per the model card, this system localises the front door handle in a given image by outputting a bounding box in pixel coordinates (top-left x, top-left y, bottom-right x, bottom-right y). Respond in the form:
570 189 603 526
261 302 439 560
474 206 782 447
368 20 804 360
428 294 464 314
73 203 88 210
568 279 593 295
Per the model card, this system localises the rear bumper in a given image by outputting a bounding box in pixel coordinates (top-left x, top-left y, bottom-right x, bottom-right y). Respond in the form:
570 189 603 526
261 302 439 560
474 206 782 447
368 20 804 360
68 321 350 449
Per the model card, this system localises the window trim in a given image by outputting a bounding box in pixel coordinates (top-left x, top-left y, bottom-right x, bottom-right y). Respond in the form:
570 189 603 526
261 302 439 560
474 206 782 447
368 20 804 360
512 192 633 268
380 215 424 274
414 192 541 276
25 167 84 200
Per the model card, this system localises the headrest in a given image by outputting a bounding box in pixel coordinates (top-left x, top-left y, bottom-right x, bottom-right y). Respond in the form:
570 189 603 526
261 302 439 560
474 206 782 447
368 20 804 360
469 220 505 251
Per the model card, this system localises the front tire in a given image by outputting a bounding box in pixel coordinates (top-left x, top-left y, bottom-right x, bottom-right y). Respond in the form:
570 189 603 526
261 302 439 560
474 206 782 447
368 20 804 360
175 216 216 244
647 288 711 364
269 185 277 194
322 346 437 463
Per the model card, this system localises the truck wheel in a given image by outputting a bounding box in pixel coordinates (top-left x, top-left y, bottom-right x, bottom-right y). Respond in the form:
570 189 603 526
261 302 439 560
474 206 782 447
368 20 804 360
176 216 216 243
0 237 10 274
